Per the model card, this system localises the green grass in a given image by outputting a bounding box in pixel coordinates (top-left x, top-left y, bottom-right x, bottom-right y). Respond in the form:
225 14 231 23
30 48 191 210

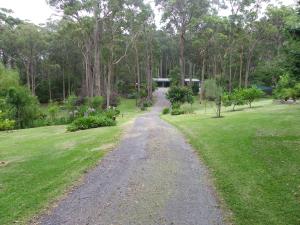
163 99 300 225
0 99 140 225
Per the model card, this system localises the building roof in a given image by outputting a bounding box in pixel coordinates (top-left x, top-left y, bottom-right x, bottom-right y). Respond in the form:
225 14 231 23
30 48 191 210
153 78 200 82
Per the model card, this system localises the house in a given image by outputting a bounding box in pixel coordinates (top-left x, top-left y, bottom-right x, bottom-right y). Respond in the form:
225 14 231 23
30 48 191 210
153 78 201 87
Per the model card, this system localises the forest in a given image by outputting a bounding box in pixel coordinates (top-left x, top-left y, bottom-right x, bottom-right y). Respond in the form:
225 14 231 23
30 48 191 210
0 0 299 126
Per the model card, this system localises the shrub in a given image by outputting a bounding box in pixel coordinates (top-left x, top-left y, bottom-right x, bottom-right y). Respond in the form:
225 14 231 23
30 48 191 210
102 107 120 120
169 67 181 86
231 89 245 110
48 102 59 121
162 108 170 114
276 88 297 101
242 87 264 108
192 82 200 95
66 94 78 119
0 110 15 131
6 87 40 128
67 115 116 132
222 93 232 108
166 86 194 108
0 119 15 131
90 96 103 111
171 108 185 116
295 83 300 98
103 92 120 108
143 100 153 108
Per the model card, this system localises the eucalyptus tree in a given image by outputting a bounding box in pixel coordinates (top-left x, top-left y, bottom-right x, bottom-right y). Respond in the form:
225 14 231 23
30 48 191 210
155 0 210 85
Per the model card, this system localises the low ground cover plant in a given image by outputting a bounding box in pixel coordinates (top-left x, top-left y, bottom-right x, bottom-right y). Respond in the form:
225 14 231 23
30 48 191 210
67 115 116 132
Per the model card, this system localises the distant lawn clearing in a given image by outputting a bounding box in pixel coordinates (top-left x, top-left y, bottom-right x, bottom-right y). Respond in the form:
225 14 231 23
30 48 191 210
163 100 300 225
0 99 140 225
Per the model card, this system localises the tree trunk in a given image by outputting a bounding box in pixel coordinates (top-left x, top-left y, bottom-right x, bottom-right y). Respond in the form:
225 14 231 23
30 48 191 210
239 46 243 88
62 66 66 102
94 6 101 97
245 42 257 88
179 30 185 85
106 62 113 108
134 43 140 97
147 49 153 101
200 57 206 102
25 62 30 90
229 51 232 93
48 71 52 102
160 56 163 78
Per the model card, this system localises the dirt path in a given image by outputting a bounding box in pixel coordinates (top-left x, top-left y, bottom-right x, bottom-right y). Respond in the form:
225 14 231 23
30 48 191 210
39 88 224 225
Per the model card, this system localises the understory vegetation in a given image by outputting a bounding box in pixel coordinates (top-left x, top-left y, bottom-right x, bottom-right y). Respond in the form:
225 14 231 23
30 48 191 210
163 99 300 225
0 99 140 225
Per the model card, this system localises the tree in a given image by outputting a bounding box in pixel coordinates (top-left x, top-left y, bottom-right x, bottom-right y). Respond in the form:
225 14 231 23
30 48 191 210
156 0 209 85
242 87 263 107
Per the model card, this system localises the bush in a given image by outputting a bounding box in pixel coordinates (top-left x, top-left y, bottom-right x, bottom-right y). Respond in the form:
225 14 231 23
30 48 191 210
231 89 246 110
0 110 15 131
90 96 103 111
102 107 120 120
103 92 120 108
0 119 15 131
192 82 200 95
143 99 153 108
6 87 40 128
66 94 78 119
166 86 194 107
171 108 185 116
48 102 59 121
276 88 297 101
222 93 232 108
242 87 264 108
162 108 170 114
67 115 116 132
295 83 300 98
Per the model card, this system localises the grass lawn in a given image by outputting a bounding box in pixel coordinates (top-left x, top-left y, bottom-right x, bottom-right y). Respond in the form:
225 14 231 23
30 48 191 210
163 99 300 225
0 99 140 225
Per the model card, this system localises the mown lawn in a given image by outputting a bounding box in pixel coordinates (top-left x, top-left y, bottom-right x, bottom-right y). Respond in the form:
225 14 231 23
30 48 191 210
0 99 140 225
163 100 300 225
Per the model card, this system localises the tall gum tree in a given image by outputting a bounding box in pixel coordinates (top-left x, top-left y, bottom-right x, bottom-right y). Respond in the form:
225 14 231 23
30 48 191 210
155 0 210 85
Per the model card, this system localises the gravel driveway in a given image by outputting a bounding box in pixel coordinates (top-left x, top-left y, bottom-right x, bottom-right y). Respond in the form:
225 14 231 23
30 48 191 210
39 88 224 225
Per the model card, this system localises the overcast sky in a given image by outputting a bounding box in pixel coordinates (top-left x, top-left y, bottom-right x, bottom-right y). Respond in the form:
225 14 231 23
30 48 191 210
0 0 297 25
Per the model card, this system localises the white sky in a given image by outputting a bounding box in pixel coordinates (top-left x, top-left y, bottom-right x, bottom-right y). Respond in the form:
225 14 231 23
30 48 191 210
0 0 297 25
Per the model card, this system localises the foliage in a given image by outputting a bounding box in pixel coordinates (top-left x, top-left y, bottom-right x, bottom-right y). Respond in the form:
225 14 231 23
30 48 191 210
0 64 19 96
231 89 246 111
242 87 264 108
171 108 185 116
5 87 40 128
295 83 300 98
222 93 233 108
169 67 181 86
204 79 223 117
274 74 298 101
90 96 104 111
162 107 170 115
0 110 15 131
67 115 117 132
192 82 200 95
65 94 78 119
48 101 60 121
102 107 121 120
166 86 194 107
204 79 223 101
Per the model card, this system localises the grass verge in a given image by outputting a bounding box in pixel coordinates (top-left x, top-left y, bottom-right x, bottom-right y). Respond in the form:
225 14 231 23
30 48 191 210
0 99 140 225
163 99 300 225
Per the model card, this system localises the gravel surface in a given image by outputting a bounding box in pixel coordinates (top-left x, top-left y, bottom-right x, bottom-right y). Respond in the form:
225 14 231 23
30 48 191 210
39 88 224 225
